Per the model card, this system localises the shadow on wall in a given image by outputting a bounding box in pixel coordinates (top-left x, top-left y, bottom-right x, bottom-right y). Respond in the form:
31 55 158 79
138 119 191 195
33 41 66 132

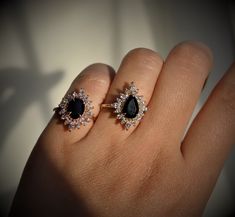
0 2 64 147
0 69 63 149
0 1 63 216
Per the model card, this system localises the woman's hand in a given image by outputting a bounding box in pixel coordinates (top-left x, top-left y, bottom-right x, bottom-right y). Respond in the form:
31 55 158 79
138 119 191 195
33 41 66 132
9 41 235 217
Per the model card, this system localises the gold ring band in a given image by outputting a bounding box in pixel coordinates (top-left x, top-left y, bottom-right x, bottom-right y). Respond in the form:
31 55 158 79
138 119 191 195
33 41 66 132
101 103 113 109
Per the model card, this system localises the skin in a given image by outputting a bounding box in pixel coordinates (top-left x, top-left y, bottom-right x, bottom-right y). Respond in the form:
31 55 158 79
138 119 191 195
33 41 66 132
9 41 235 217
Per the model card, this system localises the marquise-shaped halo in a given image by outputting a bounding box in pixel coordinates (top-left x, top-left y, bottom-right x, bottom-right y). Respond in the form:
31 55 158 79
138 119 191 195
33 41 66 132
110 82 147 130
54 89 94 130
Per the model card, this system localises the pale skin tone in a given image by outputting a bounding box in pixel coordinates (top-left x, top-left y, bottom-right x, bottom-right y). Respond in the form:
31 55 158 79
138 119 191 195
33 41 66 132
9 41 235 217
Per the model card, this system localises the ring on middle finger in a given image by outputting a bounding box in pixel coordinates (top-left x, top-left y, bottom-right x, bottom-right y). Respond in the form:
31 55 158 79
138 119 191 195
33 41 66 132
101 82 147 130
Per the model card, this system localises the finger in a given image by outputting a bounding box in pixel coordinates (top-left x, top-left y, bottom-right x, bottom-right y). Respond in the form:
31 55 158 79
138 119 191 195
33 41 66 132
182 61 235 176
39 63 115 146
91 48 163 142
135 41 213 151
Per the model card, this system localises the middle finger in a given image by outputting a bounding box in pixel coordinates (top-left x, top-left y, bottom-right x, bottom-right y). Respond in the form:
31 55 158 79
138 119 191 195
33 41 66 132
91 48 163 142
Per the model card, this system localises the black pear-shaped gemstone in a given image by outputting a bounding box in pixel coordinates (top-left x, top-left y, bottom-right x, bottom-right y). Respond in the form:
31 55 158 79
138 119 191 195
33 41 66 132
67 98 85 119
122 95 139 118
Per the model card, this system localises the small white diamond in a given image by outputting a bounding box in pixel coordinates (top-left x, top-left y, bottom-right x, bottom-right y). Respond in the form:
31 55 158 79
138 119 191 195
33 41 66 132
121 118 126 124
63 99 68 103
117 98 122 103
72 92 77 98
112 102 118 108
59 109 65 115
125 122 131 129
120 93 126 99
124 88 130 94
114 109 120 113
117 114 123 119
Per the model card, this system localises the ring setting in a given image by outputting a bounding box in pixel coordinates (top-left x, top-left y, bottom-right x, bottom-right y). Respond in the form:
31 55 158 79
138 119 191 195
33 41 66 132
54 89 93 130
102 82 147 130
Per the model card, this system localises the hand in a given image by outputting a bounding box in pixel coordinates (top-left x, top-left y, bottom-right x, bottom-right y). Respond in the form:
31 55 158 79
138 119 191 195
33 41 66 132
9 41 235 217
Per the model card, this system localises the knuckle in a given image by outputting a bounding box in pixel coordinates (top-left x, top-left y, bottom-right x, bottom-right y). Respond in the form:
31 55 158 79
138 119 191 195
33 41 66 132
84 63 114 73
124 48 163 70
72 63 114 88
171 41 213 75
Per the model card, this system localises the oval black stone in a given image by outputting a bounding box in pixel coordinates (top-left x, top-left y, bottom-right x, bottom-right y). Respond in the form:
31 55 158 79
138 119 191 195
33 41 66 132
67 98 85 119
122 95 139 118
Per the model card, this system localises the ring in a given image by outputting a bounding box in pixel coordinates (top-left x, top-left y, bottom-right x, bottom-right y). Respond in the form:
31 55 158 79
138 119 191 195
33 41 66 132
101 82 147 130
54 89 94 130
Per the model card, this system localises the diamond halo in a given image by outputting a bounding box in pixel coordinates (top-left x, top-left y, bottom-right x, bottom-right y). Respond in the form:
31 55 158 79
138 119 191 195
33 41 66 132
54 89 94 130
110 82 147 130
